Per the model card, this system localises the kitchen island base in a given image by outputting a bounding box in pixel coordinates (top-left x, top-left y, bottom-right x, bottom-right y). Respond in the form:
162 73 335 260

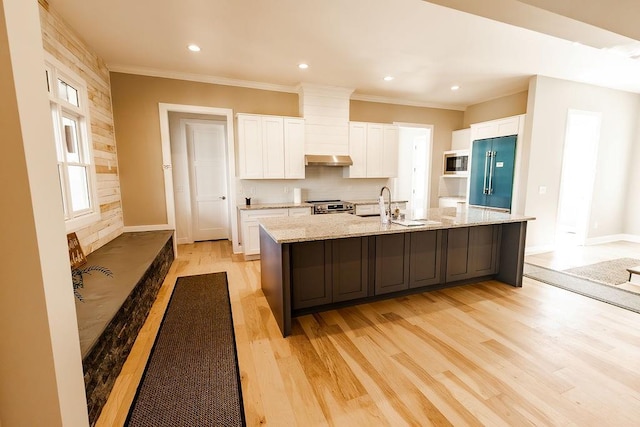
261 219 528 337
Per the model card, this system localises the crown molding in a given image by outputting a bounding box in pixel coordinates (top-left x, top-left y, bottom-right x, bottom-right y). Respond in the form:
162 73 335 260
108 64 296 94
350 93 466 111
107 64 467 110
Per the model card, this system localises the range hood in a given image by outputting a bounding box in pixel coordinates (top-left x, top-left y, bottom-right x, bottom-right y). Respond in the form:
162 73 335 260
298 84 354 166
305 154 353 167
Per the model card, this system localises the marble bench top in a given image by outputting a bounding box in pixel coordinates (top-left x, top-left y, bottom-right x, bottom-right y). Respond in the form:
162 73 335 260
259 206 535 244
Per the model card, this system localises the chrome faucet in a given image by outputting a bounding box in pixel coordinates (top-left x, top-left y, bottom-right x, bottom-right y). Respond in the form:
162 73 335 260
380 186 391 221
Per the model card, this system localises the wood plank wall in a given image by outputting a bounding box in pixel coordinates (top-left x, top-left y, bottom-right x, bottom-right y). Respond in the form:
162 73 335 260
38 0 123 254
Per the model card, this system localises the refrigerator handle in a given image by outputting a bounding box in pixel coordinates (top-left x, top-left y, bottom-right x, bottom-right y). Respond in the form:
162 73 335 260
488 151 496 195
483 151 490 194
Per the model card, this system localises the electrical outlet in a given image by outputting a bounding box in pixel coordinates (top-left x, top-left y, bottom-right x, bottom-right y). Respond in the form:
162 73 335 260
538 186 547 195
594 221 599 229
284 187 290 193
250 187 256 195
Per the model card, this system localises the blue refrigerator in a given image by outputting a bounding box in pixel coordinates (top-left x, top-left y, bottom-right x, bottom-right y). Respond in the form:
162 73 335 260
469 135 517 211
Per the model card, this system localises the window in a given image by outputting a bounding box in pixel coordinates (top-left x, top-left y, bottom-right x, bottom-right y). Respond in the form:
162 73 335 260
45 56 100 231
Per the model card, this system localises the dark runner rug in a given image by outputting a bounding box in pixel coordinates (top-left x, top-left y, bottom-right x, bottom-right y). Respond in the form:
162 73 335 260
126 272 245 427
524 263 640 314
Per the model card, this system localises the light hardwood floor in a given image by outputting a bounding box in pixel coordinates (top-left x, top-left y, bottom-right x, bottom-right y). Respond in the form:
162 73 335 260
97 240 640 426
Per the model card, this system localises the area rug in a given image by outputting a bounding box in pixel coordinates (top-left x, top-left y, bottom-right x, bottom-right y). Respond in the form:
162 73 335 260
523 263 640 314
126 272 246 427
562 258 640 286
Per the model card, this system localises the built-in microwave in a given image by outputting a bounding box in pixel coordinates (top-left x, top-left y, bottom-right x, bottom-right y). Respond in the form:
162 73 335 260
443 150 469 175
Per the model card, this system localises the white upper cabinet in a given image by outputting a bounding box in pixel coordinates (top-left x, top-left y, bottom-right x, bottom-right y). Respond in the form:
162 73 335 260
471 115 523 140
366 123 384 177
382 125 399 178
284 118 305 179
237 114 264 179
346 122 367 178
345 122 398 178
262 116 285 179
237 113 305 179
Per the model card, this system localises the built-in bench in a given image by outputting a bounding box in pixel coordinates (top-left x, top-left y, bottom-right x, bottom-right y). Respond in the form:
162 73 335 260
75 230 174 426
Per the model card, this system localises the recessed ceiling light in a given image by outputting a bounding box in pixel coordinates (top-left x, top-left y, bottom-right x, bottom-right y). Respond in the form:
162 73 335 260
450 85 460 91
187 44 201 52
298 63 309 69
384 76 394 81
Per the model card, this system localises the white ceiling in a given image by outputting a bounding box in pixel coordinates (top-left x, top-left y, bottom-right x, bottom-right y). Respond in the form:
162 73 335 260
47 0 640 110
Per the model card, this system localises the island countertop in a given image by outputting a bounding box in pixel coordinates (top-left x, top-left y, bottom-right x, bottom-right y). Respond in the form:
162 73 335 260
259 206 534 244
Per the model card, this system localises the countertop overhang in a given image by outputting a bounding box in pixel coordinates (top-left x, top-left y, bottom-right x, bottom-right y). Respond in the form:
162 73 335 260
259 207 535 244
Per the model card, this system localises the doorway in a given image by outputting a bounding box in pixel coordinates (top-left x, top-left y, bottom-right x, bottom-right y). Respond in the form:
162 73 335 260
396 125 433 219
556 109 602 246
159 104 239 253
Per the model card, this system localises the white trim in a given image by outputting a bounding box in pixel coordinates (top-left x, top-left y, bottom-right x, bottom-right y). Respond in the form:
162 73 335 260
110 64 294 94
525 244 556 255
123 225 174 232
158 103 240 255
585 233 640 245
44 52 101 229
351 93 465 111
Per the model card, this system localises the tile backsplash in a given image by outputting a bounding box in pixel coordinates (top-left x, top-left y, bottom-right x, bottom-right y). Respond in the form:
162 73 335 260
236 166 390 204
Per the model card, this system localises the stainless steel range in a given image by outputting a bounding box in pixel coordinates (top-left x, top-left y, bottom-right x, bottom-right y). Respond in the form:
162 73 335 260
306 199 354 215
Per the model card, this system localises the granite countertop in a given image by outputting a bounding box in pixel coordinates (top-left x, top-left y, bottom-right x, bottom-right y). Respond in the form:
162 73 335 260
259 206 535 244
345 199 409 205
238 202 313 211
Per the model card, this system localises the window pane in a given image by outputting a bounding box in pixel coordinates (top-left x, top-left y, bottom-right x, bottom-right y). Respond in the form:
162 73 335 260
58 164 68 218
68 165 91 212
62 116 80 163
57 79 79 107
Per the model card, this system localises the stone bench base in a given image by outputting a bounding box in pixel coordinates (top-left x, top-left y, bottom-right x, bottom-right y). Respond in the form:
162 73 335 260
77 231 174 426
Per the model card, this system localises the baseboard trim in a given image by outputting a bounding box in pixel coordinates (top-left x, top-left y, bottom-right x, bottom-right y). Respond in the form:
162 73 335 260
585 234 640 245
123 225 174 232
525 245 555 255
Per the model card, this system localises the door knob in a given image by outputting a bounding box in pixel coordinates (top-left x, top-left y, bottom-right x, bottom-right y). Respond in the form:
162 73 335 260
220 196 226 200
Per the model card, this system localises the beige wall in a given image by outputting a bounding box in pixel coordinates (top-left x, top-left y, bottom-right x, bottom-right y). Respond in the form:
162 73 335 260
1 0 88 424
463 91 528 128
350 101 464 208
524 75 640 249
39 0 123 254
110 72 299 225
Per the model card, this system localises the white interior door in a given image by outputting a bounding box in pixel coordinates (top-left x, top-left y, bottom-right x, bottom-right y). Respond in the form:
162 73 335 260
556 110 601 245
396 125 432 219
187 122 229 241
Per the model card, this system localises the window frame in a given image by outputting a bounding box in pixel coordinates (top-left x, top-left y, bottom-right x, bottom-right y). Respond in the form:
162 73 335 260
45 54 100 232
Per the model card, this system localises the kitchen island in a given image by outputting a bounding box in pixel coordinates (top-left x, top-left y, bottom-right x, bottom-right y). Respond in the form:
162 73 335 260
259 207 534 337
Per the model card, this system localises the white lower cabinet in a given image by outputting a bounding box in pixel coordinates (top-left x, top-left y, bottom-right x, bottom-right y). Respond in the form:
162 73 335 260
241 207 311 257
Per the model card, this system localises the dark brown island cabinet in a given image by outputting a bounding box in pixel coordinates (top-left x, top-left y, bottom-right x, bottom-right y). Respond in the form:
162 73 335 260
259 210 532 337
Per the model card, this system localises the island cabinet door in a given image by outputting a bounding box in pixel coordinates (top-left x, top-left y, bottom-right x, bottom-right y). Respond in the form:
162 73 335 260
445 225 500 282
375 233 410 295
332 237 369 302
409 230 443 288
291 241 332 310
469 224 501 277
